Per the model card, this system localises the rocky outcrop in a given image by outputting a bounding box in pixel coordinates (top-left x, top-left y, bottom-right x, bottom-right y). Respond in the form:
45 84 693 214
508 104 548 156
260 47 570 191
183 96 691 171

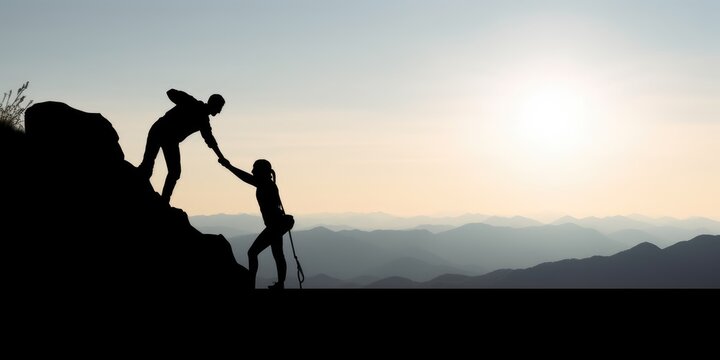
3 102 249 307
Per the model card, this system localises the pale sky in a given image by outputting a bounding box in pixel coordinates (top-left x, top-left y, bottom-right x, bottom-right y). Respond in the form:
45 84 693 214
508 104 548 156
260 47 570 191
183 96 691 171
2 0 718 219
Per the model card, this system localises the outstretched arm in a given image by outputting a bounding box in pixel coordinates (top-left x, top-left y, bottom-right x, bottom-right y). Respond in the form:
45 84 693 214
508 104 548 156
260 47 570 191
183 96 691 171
219 158 257 186
209 143 225 161
200 125 225 160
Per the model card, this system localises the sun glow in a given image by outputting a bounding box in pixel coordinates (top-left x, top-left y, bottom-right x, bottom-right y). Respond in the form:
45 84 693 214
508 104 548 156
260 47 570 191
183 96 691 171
465 64 616 187
513 85 591 157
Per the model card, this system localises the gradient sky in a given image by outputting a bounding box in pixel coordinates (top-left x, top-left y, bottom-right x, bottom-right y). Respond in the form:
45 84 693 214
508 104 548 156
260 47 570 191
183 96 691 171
2 0 718 220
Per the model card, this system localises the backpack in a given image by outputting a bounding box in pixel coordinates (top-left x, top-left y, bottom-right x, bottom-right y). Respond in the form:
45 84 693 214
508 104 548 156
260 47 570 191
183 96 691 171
279 213 295 233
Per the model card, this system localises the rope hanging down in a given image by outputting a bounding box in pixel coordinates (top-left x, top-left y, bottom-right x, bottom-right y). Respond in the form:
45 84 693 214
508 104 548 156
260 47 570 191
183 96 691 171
279 193 304 289
273 173 305 289
287 229 304 289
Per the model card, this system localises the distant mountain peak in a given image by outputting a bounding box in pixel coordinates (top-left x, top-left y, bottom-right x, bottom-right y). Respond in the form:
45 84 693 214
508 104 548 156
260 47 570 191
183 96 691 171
627 241 662 253
443 222 495 233
553 215 579 223
553 222 584 229
308 226 335 233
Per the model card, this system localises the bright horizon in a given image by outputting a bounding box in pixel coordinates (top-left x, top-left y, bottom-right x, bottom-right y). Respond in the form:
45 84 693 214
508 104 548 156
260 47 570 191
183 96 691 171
2 1 718 219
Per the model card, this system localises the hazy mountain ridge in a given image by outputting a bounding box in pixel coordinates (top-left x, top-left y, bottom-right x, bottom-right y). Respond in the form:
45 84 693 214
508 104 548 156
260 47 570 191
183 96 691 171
552 215 720 246
411 234 720 288
228 226 463 284
192 212 490 233
228 223 635 287
222 217 719 288
606 229 665 247
193 213 720 248
430 222 624 270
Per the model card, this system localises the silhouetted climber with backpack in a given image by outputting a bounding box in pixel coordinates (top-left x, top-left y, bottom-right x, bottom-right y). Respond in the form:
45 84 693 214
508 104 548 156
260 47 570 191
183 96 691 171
219 158 294 290
138 89 227 202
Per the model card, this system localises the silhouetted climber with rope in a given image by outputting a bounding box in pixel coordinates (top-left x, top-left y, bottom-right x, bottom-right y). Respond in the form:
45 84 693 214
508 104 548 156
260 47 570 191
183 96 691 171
219 158 298 290
138 89 227 202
